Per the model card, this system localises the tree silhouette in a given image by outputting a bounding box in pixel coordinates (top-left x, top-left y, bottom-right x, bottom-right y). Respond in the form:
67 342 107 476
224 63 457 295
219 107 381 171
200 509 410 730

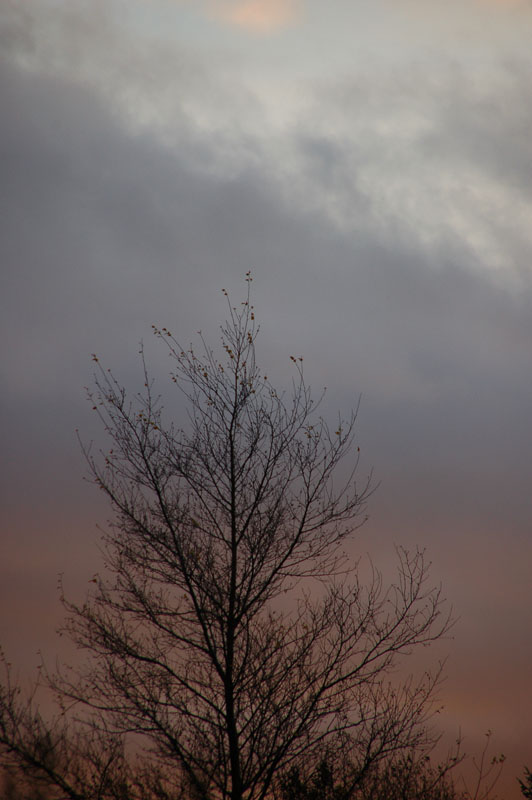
278 750 461 800
1 278 452 800
519 767 532 800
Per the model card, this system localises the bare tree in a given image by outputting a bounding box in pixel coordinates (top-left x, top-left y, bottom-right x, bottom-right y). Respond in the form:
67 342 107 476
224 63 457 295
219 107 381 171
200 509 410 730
0 656 132 800
1 277 452 800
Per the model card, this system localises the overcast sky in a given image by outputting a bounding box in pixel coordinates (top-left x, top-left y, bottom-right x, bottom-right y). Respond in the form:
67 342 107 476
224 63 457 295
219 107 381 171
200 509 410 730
1 1 532 796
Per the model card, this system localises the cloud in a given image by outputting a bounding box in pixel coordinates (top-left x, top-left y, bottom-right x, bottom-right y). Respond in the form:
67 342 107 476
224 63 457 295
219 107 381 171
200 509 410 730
209 0 300 32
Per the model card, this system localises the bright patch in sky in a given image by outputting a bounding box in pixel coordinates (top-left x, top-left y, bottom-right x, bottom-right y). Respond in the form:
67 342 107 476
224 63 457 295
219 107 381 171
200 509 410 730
209 0 300 32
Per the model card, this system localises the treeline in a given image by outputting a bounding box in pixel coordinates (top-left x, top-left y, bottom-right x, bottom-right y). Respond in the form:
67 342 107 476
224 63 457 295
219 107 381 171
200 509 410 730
1 742 528 800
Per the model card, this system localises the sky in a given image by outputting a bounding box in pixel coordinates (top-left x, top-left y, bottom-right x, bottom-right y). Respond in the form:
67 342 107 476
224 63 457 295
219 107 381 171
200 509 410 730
1 0 532 796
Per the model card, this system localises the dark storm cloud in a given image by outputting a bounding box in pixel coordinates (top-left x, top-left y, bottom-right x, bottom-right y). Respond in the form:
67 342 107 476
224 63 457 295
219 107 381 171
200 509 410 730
1 21 532 795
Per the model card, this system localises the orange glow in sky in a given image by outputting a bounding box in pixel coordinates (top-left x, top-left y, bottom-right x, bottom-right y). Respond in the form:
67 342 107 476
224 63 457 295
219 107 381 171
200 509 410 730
209 0 300 32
